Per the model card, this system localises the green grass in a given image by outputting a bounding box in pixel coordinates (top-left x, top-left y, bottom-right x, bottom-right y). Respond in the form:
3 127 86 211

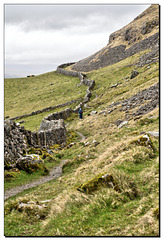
4 156 61 191
16 104 78 131
4 71 87 119
87 50 159 109
4 127 159 236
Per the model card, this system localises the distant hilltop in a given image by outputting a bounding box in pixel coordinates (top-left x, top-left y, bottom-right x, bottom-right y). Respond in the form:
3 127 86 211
71 4 159 72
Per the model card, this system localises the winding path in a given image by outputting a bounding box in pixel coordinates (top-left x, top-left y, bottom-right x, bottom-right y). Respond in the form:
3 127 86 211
4 160 68 201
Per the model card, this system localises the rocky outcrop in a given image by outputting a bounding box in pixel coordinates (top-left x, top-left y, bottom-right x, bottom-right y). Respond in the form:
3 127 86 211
16 155 48 173
71 5 159 72
136 45 159 67
98 82 159 120
71 32 159 72
77 172 119 193
130 70 139 79
121 82 159 117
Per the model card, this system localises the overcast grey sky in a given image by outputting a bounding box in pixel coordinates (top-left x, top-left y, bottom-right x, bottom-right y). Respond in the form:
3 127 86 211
4 4 150 78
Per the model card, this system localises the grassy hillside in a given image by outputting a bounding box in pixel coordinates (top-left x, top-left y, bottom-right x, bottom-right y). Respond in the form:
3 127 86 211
4 71 87 119
4 46 159 236
8 49 158 132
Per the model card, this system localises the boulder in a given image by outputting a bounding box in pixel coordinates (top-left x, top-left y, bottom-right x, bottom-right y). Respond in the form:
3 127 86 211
77 172 119 193
91 111 97 115
130 70 139 79
118 121 128 129
115 119 123 126
147 131 159 138
130 133 155 150
92 140 100 147
111 83 118 88
16 155 48 173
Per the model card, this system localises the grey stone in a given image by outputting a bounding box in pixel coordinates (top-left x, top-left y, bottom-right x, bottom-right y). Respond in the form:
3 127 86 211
92 140 99 147
116 119 123 126
130 70 139 79
147 131 159 137
16 155 45 172
91 111 98 115
118 121 128 129
84 141 90 146
111 83 118 88
99 110 106 115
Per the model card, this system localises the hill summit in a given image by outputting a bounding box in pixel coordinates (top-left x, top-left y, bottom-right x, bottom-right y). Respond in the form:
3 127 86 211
71 4 159 72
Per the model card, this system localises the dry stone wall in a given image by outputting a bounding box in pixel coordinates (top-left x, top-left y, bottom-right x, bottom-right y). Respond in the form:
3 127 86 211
4 64 95 169
4 119 67 169
5 30 159 170
9 99 77 121
4 120 27 168
39 65 95 124
57 63 95 89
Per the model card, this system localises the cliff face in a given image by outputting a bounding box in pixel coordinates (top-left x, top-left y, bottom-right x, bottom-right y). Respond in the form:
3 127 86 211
71 4 159 72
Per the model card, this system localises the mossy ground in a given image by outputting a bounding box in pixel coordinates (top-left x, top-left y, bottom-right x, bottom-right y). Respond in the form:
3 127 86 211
4 48 159 236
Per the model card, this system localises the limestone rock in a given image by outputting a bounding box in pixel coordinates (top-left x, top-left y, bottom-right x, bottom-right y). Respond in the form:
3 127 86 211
84 141 90 146
39 119 65 132
118 121 128 129
147 131 159 138
16 155 48 173
91 111 97 115
77 172 119 193
130 70 139 79
111 83 118 88
116 119 123 126
130 133 154 150
92 140 99 147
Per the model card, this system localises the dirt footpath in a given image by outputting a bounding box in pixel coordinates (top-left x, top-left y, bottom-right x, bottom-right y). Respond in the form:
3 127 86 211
4 160 67 201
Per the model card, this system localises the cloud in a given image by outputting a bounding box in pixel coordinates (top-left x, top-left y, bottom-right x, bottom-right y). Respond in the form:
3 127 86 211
5 23 109 64
5 4 149 32
4 4 150 77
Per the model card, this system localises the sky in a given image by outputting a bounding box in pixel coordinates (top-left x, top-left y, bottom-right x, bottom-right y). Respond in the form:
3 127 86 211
4 4 151 78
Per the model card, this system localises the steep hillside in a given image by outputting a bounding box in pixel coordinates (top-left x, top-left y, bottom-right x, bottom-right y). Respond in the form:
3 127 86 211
4 5 159 237
71 4 159 72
